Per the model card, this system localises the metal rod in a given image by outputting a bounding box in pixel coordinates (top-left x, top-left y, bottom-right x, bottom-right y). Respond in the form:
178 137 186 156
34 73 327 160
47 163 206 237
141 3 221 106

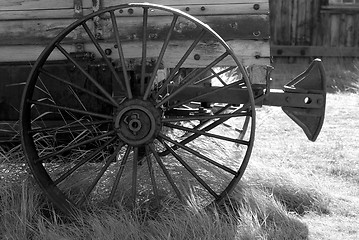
162 111 250 122
140 7 149 95
160 139 220 199
53 136 117 185
154 29 206 99
149 143 183 202
55 43 119 108
110 11 133 99
77 143 122 206
82 22 126 92
159 133 237 175
156 52 229 108
108 145 132 203
40 68 116 107
143 14 179 100
163 123 249 146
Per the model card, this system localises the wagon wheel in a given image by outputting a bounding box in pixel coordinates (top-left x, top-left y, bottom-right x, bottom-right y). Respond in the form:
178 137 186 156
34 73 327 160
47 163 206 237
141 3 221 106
20 3 256 214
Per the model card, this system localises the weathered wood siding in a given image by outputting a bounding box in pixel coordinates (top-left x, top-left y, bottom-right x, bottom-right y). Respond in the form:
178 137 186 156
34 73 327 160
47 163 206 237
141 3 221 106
0 0 270 67
270 0 359 57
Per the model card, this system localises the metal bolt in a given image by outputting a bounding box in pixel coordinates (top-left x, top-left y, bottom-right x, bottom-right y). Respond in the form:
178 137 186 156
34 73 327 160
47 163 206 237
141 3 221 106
119 9 123 14
185 7 190 11
201 6 206 11
194 54 201 60
105 48 112 55
128 8 134 14
253 4 260 10
253 31 261 37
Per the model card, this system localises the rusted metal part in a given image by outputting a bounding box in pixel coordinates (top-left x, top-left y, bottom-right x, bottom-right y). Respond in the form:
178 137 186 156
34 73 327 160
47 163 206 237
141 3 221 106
73 0 83 18
264 59 326 141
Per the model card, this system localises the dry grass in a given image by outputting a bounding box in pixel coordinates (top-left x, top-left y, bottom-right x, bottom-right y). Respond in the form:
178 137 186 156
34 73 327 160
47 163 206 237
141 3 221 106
0 64 358 239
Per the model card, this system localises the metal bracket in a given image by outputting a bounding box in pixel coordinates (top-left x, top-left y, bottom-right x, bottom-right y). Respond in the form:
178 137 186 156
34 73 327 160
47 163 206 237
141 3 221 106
73 0 83 18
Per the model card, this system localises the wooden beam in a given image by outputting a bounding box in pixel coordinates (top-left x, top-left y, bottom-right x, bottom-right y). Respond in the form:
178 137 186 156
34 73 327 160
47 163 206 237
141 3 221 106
0 0 93 10
0 40 270 67
0 9 93 20
0 14 269 45
271 45 359 57
321 5 359 13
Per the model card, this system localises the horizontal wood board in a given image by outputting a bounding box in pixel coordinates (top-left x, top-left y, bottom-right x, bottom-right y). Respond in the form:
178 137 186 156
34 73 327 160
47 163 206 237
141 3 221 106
0 0 270 65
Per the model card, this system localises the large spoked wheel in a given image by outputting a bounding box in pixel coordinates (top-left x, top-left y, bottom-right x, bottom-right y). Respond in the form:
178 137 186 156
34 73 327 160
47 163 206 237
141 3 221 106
20 3 256 214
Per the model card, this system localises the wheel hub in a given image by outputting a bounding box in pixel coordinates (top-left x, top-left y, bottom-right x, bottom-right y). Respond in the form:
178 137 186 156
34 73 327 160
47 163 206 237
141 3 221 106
114 99 161 146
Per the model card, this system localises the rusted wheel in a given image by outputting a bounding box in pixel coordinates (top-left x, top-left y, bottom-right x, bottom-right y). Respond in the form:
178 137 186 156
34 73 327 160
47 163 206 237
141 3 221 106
20 3 256 214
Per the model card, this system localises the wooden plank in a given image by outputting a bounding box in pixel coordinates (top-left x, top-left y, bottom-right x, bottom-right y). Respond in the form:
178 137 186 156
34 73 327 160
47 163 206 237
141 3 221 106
102 0 269 7
0 9 93 20
291 0 298 45
321 12 331 47
330 14 340 46
0 0 93 10
355 14 359 47
269 0 281 44
0 14 269 45
271 45 359 57
111 3 270 16
311 0 322 46
321 5 359 13
280 0 291 45
0 19 91 45
0 3 269 20
296 0 307 45
0 40 270 67
345 14 354 46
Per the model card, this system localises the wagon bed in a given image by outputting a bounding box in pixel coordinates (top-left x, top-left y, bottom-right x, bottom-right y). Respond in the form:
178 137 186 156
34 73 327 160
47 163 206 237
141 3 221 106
0 0 326 214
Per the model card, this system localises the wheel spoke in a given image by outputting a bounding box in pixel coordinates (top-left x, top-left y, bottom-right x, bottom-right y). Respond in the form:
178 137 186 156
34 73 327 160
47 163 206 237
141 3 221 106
162 111 251 122
143 14 179 100
194 66 236 86
77 142 124 206
159 138 220 200
145 145 160 206
163 123 250 146
192 104 232 130
149 143 183 202
82 22 126 94
39 68 116 107
110 11 132 99
53 136 117 185
28 100 113 120
156 52 230 108
169 80 244 109
35 130 116 163
140 7 149 95
132 147 139 207
154 29 206 99
159 133 237 175
55 43 119 108
108 145 132 203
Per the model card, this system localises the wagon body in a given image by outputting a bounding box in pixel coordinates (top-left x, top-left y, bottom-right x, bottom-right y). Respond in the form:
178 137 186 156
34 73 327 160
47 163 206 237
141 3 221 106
0 1 326 214
0 0 271 142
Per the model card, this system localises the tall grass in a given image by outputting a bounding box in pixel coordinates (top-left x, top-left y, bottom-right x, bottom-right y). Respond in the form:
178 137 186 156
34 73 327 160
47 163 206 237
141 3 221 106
0 143 329 239
325 59 359 93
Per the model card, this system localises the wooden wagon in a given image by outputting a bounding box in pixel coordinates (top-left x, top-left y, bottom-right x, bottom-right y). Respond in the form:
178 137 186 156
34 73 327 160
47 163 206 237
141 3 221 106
0 0 326 214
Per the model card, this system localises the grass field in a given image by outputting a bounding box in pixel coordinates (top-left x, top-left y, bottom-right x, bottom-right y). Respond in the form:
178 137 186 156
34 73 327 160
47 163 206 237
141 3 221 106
0 79 358 239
